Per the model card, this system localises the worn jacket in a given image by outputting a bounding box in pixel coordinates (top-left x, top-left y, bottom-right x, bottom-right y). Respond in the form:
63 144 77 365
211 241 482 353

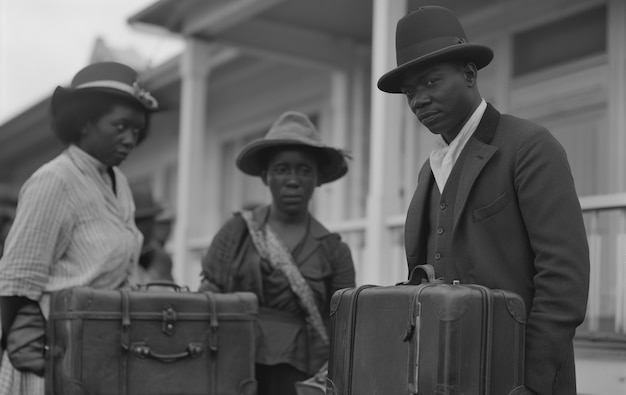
199 205 355 374
405 104 590 395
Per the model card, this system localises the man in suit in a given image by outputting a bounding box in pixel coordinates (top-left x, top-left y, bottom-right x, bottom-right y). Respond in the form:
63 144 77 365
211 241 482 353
377 6 590 395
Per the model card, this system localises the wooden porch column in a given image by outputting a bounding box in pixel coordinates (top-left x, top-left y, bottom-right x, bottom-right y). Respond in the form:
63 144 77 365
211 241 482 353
172 38 212 286
608 0 626 193
364 0 407 285
319 70 350 223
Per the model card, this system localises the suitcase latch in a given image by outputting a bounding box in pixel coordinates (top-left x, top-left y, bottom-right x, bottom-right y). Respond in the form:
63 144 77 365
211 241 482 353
162 305 177 336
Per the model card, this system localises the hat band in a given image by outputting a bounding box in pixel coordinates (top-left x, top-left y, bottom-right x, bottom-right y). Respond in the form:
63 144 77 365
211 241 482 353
75 80 158 110
397 35 465 66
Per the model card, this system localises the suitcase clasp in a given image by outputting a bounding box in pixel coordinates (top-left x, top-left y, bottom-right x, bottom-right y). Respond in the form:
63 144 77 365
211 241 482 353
162 305 177 336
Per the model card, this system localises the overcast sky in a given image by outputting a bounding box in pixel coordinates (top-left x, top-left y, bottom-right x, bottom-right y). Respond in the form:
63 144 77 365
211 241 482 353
0 0 184 123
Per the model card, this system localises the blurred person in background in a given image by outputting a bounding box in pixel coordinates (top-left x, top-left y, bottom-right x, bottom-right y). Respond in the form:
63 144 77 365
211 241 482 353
199 111 356 395
0 187 18 258
131 180 174 283
0 61 158 395
153 208 175 248
0 187 17 363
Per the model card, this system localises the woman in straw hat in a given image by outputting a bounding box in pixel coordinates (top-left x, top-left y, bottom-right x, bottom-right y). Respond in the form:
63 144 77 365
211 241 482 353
0 61 158 395
199 111 356 395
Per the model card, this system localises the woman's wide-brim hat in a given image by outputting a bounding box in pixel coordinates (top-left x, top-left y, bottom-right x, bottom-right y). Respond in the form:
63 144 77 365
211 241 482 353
377 6 494 93
236 111 349 184
51 61 159 115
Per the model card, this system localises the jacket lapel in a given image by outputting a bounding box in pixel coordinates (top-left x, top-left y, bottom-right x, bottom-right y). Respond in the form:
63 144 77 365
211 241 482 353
452 104 500 233
405 161 434 268
111 168 135 223
67 146 123 219
252 206 328 265
102 170 122 215
296 216 328 265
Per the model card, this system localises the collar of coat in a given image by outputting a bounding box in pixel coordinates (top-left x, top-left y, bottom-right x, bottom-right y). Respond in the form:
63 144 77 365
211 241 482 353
470 103 499 144
248 204 337 263
249 205 332 238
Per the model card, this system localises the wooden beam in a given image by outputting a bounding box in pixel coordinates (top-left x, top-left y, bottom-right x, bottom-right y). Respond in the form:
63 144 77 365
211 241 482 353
143 57 181 90
210 18 354 70
182 0 285 36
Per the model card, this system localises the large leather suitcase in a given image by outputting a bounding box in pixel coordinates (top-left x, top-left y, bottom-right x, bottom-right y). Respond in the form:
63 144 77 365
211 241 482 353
327 266 526 395
45 284 258 395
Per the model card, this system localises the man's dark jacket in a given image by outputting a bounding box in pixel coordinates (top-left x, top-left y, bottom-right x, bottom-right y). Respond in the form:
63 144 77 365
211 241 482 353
405 104 590 395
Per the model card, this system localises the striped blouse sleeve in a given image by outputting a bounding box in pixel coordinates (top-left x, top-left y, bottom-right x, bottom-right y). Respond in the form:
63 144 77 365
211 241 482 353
0 170 72 300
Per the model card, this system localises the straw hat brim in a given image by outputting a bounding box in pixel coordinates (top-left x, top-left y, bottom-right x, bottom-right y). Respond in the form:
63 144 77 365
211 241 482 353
236 139 348 184
377 44 493 93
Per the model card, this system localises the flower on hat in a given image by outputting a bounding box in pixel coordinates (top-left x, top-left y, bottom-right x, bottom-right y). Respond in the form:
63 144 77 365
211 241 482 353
131 80 159 111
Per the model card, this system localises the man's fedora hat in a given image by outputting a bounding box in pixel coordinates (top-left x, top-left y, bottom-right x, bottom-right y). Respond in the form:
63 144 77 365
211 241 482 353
377 6 493 93
236 111 349 184
51 61 159 115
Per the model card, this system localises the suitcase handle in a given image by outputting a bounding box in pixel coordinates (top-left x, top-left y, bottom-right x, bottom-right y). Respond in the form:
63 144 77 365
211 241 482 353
398 264 438 285
135 282 190 292
129 341 204 362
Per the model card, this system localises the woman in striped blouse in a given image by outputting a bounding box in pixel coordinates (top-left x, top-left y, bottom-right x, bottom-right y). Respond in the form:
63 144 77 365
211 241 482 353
0 61 158 395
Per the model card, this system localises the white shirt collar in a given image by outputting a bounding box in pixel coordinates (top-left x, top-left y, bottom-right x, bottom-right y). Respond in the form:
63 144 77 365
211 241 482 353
429 99 487 192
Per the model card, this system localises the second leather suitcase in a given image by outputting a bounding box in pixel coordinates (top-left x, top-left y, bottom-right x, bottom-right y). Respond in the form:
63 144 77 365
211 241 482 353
45 284 258 395
327 267 526 395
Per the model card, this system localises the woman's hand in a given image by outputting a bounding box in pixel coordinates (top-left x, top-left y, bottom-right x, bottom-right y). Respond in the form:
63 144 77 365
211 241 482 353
2 297 46 377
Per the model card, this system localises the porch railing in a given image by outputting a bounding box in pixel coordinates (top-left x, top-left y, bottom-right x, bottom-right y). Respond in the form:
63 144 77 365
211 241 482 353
187 193 626 341
579 193 626 339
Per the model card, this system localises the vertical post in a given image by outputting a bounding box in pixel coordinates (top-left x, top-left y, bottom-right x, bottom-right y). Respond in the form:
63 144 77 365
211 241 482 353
607 0 626 193
616 211 626 334
152 168 167 203
172 38 212 286
0 0 7 120
364 0 407 285
586 213 601 332
201 121 225 245
349 46 369 221
492 37 511 113
319 70 350 224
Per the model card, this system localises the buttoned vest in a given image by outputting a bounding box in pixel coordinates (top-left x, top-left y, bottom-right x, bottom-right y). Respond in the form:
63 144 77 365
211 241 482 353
425 151 468 280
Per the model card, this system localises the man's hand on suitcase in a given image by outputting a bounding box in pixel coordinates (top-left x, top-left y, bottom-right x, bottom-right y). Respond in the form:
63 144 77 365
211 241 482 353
511 386 539 395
